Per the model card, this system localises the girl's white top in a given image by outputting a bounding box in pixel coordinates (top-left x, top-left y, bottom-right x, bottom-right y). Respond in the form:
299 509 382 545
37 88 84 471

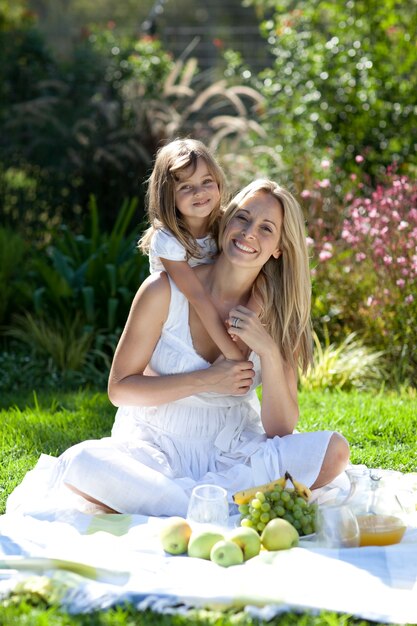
149 228 217 273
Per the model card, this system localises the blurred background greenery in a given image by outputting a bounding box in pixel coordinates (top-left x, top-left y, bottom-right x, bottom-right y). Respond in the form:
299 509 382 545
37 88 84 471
1 0 416 391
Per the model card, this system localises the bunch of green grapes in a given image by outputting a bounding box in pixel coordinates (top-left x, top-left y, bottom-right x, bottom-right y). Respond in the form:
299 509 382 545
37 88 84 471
238 486 317 536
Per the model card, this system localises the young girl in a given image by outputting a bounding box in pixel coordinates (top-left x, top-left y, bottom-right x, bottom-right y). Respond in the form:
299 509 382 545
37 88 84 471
139 138 244 360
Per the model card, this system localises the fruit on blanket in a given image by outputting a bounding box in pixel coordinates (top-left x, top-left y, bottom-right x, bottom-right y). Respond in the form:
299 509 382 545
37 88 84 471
285 471 312 501
160 517 192 555
238 481 317 536
228 526 261 560
188 530 224 560
232 476 287 505
210 539 244 567
261 518 299 550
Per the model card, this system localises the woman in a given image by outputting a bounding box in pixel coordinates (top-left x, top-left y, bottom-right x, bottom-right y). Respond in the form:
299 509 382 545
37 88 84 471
8 179 349 517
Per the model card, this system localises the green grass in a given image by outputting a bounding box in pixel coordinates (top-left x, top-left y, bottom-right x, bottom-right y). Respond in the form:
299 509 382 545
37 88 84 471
1 388 416 626
0 603 383 626
298 388 417 473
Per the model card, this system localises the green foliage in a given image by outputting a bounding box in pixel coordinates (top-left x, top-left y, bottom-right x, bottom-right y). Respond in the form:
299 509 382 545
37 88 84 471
0 19 173 233
299 331 384 392
246 0 417 180
0 0 33 31
1 196 148 382
308 166 417 385
0 227 33 325
0 342 110 392
6 313 94 372
30 196 147 333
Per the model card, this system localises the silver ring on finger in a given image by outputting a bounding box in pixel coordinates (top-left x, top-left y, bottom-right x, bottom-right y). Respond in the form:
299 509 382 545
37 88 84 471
232 316 241 329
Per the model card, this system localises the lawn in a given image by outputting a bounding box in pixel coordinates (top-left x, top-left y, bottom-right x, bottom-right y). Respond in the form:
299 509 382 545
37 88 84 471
1 388 416 625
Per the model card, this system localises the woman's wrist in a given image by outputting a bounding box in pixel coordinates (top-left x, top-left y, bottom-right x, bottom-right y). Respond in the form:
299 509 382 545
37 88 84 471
258 341 281 362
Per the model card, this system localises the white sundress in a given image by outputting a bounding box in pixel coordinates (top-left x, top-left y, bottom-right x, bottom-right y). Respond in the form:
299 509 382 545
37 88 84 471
149 228 217 273
6 279 335 519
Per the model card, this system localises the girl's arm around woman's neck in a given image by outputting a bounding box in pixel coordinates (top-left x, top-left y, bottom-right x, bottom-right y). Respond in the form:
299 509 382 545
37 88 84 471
107 272 255 407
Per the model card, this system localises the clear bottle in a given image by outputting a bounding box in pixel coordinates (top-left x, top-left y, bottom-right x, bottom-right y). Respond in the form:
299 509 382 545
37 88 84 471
345 467 411 547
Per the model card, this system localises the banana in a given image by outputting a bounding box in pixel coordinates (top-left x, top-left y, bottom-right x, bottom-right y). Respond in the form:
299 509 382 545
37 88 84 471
284 471 312 501
232 476 287 505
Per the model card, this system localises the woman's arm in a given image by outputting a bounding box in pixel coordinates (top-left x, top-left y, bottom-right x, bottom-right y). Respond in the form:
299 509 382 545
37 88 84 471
227 305 299 437
160 258 244 360
108 273 255 407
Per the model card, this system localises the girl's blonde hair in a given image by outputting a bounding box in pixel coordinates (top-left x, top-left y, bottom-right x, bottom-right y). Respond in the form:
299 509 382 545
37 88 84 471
218 179 313 373
139 138 227 259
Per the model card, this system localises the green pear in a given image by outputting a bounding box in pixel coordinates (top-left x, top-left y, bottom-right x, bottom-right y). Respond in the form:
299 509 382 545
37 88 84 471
228 526 261 560
187 530 224 560
159 517 192 555
261 518 299 551
210 539 244 567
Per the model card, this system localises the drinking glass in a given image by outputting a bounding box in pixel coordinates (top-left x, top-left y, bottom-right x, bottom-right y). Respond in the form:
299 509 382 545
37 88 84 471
186 484 229 527
315 504 360 548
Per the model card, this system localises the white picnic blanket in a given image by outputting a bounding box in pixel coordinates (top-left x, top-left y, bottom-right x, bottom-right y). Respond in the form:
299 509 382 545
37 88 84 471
1 464 417 623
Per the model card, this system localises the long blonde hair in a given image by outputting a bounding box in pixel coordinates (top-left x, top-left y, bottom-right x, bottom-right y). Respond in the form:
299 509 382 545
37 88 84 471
139 138 227 259
218 179 313 373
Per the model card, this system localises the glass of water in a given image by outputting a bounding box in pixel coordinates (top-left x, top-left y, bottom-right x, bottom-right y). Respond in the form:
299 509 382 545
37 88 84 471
186 484 229 527
315 503 360 548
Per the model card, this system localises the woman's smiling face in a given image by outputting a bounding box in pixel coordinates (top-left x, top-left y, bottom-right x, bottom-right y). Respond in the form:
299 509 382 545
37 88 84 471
223 191 283 267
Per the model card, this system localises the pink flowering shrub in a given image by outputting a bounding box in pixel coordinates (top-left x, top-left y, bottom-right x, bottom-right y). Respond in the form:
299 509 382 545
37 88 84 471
341 173 417 304
306 167 417 384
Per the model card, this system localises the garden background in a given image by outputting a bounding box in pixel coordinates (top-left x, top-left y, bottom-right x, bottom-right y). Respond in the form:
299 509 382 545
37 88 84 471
0 1 417 622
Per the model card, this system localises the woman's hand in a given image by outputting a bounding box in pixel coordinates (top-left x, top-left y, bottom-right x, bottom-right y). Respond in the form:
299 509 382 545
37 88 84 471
227 305 271 357
227 305 299 437
204 356 255 395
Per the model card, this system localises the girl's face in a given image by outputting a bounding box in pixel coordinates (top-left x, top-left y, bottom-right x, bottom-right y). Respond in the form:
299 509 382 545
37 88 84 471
174 158 220 236
223 191 283 268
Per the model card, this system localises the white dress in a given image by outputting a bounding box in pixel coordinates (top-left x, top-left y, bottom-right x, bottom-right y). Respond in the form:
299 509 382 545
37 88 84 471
7 279 334 519
149 228 217 273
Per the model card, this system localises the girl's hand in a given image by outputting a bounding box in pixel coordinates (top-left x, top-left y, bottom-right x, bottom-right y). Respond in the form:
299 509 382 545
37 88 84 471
227 305 271 358
205 356 255 395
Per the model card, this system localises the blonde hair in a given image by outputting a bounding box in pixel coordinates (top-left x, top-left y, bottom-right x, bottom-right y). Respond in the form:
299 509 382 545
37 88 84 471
139 138 227 259
218 179 313 373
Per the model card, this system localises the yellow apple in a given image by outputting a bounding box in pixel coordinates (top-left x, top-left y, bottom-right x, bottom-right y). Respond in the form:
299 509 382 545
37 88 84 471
261 518 299 551
210 539 244 567
228 526 261 560
159 517 192 555
187 530 224 559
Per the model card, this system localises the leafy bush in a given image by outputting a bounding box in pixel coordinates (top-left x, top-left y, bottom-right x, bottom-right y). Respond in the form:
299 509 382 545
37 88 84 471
246 0 417 182
0 227 33 325
6 313 94 372
30 196 147 334
0 19 173 234
307 165 417 384
1 196 148 381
